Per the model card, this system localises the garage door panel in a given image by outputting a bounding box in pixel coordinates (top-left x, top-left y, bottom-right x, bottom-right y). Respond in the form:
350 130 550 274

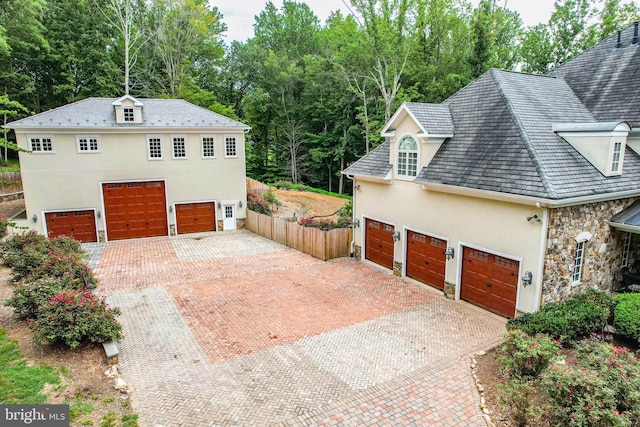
45 210 97 243
365 219 394 269
103 181 168 240
176 202 216 234
406 231 446 290
461 247 518 318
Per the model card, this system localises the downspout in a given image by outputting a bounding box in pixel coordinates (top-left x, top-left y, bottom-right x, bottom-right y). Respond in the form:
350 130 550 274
349 175 356 254
534 206 550 311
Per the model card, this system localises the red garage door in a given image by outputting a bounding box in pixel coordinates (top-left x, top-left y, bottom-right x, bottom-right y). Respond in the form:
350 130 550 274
365 218 394 269
102 181 168 240
45 210 97 243
406 231 446 290
175 202 216 234
461 247 519 318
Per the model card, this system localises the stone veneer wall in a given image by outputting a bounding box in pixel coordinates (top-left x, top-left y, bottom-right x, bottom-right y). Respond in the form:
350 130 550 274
542 197 639 304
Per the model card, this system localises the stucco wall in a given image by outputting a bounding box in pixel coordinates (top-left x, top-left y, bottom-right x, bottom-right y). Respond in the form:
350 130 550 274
542 197 639 304
15 128 247 239
352 178 546 313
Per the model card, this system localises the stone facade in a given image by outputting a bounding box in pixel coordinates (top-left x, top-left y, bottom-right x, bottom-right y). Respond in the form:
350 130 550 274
393 261 402 277
444 281 456 300
169 224 177 236
542 197 639 304
217 220 224 231
353 245 362 260
236 218 247 230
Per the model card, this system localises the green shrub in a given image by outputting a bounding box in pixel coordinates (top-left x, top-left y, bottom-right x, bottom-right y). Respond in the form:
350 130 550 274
33 291 122 349
0 230 49 267
247 191 271 216
262 190 281 207
22 252 97 289
273 180 292 190
495 329 560 378
614 293 640 343
507 290 615 345
5 278 68 320
541 339 640 426
499 378 539 427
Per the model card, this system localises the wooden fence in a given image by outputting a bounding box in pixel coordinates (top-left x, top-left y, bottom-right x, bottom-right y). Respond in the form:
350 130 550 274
247 210 351 261
0 172 22 194
246 177 270 196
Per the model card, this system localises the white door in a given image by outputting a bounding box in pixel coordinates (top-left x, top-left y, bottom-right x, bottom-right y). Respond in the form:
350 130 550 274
223 204 236 230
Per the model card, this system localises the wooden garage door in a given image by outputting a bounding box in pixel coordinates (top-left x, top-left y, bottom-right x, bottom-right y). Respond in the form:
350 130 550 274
365 218 394 269
102 181 168 240
461 247 519 318
45 210 97 243
176 202 216 234
406 231 446 290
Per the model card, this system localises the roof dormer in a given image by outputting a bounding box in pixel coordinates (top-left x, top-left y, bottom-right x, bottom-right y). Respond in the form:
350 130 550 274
554 122 631 177
112 95 143 124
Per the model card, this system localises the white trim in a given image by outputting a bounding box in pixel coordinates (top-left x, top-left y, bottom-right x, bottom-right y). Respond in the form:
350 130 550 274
224 135 239 158
361 214 397 268
173 200 218 234
575 231 593 243
99 179 170 242
146 135 164 160
396 134 420 179
572 240 587 284
534 207 549 311
622 232 632 268
456 241 523 316
112 95 144 106
76 136 101 153
170 134 188 159
27 135 55 153
42 208 99 242
342 172 392 184
402 226 449 285
200 134 217 159
381 103 428 136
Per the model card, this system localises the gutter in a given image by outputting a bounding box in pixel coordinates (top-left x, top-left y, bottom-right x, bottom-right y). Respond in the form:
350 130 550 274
421 182 640 208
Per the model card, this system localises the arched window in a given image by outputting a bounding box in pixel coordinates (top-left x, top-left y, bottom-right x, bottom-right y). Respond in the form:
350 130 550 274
398 136 418 177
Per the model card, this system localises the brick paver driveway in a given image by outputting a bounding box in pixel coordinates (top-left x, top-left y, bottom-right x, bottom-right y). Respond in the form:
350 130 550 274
88 230 505 426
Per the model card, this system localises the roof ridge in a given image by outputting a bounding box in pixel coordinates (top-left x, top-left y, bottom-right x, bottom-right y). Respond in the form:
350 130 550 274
490 70 557 199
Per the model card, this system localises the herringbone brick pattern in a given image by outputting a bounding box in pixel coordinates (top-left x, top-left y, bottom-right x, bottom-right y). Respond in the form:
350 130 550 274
95 231 506 426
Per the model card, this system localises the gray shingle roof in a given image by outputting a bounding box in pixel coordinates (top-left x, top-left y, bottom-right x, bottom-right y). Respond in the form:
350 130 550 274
342 140 392 179
5 98 249 129
348 23 640 201
549 24 640 128
403 103 454 135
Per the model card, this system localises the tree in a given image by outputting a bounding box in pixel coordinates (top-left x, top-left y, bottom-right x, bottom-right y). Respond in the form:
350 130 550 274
599 0 640 41
520 24 554 73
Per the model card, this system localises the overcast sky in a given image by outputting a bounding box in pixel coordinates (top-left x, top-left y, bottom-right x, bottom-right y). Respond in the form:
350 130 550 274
213 0 558 43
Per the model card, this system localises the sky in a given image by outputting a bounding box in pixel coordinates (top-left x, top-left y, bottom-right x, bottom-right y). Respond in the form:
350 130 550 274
213 0 558 44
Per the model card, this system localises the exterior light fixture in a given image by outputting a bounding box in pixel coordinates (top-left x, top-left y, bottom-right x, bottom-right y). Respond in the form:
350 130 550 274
97 211 101 218
522 271 533 287
354 184 361 191
444 247 455 260
32 214 37 223
392 231 401 242
239 201 243 208
168 205 173 213
217 201 222 209
352 218 360 228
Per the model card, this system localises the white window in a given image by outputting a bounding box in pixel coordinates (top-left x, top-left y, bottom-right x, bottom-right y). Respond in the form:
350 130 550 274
124 108 134 122
77 137 99 153
225 137 237 157
30 137 53 152
172 136 186 159
611 141 623 173
397 136 418 177
147 137 163 159
202 136 215 158
572 232 592 283
622 232 632 268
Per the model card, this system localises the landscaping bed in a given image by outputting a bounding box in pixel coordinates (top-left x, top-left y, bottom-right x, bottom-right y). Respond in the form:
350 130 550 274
271 188 349 219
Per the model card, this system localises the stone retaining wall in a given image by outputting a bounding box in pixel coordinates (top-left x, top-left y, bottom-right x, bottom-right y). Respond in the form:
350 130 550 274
542 197 639 304
0 191 23 203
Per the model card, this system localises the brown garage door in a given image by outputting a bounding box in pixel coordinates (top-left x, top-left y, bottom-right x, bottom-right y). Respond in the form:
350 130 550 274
406 231 446 290
461 247 519 318
102 181 168 240
176 202 216 234
365 218 394 269
45 210 97 243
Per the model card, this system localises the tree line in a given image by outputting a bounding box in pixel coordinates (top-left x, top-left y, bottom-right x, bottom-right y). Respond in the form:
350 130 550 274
0 0 638 193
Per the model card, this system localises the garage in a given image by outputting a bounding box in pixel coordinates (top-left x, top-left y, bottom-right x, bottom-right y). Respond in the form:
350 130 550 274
406 231 446 290
102 181 168 240
45 210 97 243
365 218 394 269
175 202 216 234
460 246 519 318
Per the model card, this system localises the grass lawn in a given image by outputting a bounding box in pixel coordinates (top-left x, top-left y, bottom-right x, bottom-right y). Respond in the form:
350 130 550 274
0 158 20 173
0 328 60 404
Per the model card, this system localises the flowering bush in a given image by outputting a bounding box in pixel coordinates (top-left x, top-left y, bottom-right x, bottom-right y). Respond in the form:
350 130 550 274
32 291 122 349
247 191 272 215
614 293 640 343
300 217 340 230
5 278 67 320
495 329 560 378
541 338 640 426
22 251 97 289
507 290 615 345
0 230 49 267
